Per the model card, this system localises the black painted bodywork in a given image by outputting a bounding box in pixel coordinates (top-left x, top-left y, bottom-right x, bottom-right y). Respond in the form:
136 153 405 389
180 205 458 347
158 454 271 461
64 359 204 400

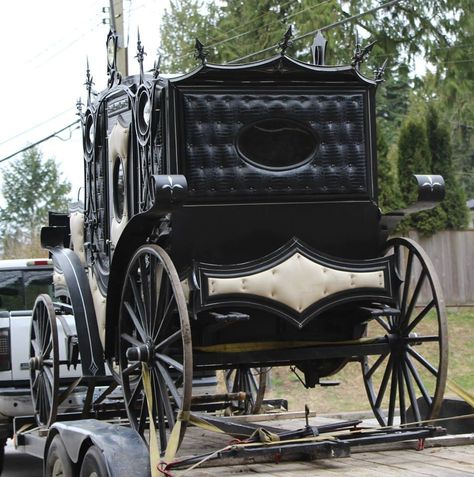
64 50 444 373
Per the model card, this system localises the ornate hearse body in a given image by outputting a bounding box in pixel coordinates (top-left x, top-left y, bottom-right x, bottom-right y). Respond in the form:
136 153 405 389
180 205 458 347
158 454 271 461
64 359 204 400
33 30 448 457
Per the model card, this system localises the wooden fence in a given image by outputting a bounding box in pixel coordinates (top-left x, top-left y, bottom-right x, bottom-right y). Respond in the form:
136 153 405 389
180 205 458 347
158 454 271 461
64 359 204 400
408 230 474 307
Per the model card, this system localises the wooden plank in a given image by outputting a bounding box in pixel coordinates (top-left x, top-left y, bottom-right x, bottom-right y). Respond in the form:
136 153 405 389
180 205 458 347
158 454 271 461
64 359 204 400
398 448 474 473
352 450 474 477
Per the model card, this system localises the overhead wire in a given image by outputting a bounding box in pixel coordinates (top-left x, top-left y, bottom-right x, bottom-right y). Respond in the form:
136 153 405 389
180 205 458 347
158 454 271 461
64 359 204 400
0 121 80 165
176 0 335 62
227 0 405 64
0 107 77 147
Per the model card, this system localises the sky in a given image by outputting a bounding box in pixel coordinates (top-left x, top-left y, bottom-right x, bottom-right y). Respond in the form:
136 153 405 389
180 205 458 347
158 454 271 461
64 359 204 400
0 0 169 200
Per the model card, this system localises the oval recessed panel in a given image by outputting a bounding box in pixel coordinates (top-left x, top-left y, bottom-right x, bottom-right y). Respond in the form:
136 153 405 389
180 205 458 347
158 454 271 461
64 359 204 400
237 118 319 170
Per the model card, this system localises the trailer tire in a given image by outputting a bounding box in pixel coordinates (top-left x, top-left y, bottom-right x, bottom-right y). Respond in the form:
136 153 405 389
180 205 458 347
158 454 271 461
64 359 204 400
45 435 75 477
80 445 108 477
0 437 6 474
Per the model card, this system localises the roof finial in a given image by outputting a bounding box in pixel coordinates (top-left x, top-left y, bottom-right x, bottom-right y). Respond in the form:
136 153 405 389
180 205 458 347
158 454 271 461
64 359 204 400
351 32 376 71
374 58 388 84
136 27 147 81
84 58 95 105
311 30 327 65
278 26 293 56
194 38 207 65
153 51 161 78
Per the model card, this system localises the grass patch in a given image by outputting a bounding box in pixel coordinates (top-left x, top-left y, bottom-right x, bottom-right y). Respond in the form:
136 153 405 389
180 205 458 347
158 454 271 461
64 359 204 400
264 308 474 414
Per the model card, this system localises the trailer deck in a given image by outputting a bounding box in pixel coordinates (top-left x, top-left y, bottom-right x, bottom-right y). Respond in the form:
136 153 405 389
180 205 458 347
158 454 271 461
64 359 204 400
167 411 474 476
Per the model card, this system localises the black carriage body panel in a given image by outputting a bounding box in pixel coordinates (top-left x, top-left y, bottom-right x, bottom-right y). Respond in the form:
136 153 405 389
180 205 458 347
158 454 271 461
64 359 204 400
169 200 382 275
179 87 372 203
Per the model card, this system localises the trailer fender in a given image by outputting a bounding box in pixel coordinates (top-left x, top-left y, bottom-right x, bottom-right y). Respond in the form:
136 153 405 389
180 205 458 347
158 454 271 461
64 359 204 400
49 419 150 477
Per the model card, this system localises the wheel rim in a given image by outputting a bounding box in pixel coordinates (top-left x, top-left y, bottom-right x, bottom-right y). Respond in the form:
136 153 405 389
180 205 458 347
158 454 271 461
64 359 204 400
362 237 448 427
225 367 268 414
29 294 59 427
118 244 193 455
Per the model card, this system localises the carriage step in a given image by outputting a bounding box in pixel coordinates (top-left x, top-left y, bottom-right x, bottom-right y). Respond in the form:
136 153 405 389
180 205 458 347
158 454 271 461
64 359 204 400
361 306 401 317
211 312 250 323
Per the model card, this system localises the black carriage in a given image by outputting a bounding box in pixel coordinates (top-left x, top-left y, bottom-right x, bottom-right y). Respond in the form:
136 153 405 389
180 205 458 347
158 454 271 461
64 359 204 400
32 30 448 456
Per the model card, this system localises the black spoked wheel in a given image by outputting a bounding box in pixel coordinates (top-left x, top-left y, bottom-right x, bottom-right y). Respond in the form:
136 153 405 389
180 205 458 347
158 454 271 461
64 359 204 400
225 367 269 414
29 294 59 427
118 244 193 456
362 237 448 427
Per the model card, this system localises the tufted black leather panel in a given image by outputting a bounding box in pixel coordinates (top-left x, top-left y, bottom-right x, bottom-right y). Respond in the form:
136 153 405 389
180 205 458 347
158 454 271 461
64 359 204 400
181 91 371 202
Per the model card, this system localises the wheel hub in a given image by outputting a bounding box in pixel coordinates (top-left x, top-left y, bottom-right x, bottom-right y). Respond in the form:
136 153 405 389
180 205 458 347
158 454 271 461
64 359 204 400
29 356 43 370
126 342 153 363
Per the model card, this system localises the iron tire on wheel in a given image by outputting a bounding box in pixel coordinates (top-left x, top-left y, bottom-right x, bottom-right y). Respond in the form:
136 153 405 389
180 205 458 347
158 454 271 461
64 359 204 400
29 294 60 427
362 237 448 427
118 244 193 455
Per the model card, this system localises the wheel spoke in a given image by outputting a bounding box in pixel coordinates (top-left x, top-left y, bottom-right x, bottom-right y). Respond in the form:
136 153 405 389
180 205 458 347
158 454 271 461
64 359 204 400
397 361 406 424
129 379 144 409
406 300 435 334
123 361 141 377
128 274 149 336
406 355 432 407
388 362 398 426
124 301 148 342
156 361 182 408
139 254 153 336
155 330 181 351
402 358 421 424
404 269 427 325
155 353 184 373
375 354 393 409
154 294 176 342
374 316 391 333
399 250 414 319
407 346 438 377
365 353 389 381
121 333 142 347
153 367 176 428
151 369 168 450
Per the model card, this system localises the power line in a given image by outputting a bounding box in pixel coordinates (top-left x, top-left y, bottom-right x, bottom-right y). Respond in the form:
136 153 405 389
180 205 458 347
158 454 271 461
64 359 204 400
177 0 335 62
0 121 81 165
228 0 404 64
0 107 76 147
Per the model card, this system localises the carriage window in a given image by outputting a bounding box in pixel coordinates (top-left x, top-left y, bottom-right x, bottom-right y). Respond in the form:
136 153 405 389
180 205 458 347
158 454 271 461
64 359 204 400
237 118 319 170
113 157 125 220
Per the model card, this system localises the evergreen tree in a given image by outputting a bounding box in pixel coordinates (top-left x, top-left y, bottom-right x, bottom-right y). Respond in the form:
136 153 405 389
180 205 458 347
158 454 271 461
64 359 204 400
160 0 220 73
397 115 446 235
0 147 71 258
377 121 402 212
426 104 468 229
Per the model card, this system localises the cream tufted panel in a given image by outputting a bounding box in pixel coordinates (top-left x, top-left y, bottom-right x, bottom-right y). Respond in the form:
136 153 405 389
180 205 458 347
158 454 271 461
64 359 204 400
208 253 385 313
109 121 130 248
70 211 86 265
87 269 107 348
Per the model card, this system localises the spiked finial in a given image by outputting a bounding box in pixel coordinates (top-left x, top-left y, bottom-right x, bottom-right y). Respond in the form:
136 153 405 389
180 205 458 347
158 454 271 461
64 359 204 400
311 31 327 65
194 38 207 64
153 52 161 78
278 26 293 55
374 58 388 84
351 36 377 71
136 28 147 81
84 58 94 105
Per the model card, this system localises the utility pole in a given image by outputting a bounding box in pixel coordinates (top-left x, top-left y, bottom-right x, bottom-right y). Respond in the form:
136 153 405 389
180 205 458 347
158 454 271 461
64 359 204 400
109 0 128 76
